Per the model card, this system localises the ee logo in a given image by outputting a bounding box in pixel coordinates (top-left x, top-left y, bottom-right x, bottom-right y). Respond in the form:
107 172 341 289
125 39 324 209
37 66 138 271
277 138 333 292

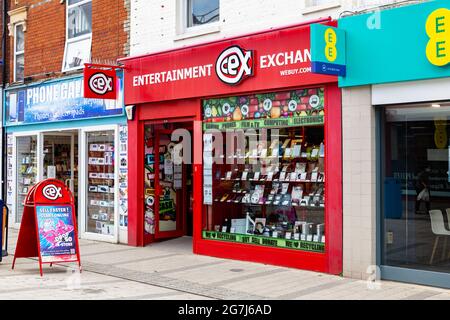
324 28 337 63
426 8 450 67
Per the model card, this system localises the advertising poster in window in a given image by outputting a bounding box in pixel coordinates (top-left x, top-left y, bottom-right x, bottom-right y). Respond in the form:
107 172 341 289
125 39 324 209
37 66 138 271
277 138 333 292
5 76 124 126
36 205 77 263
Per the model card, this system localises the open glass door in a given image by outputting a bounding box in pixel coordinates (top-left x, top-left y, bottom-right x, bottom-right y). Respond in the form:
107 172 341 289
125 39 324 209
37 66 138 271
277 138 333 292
154 129 185 239
42 133 77 191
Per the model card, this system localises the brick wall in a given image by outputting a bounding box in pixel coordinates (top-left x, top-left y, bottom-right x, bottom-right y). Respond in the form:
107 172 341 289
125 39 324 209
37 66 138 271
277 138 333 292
6 0 130 84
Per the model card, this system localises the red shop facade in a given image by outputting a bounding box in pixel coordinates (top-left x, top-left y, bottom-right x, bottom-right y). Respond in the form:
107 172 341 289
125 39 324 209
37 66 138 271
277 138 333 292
121 18 342 274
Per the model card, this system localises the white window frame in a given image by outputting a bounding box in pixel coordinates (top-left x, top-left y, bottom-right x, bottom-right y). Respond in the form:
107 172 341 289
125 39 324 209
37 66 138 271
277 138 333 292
302 0 341 14
62 0 92 72
13 23 25 83
175 0 220 40
80 125 120 243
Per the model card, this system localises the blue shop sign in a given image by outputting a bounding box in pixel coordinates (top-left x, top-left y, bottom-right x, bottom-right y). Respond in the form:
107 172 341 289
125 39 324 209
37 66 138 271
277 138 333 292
5 75 124 126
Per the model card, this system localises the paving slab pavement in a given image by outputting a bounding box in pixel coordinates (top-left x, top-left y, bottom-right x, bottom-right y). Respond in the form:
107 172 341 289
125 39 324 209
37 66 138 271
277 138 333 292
1 228 449 300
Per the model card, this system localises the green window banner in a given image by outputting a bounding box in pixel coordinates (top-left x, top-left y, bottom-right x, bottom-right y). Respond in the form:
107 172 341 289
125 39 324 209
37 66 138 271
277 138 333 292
202 115 324 131
202 87 324 124
310 24 346 77
202 231 326 253
338 0 450 87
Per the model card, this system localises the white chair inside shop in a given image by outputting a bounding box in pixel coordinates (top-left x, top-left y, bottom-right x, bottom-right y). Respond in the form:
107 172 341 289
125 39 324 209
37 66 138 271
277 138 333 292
429 210 450 265
446 208 450 230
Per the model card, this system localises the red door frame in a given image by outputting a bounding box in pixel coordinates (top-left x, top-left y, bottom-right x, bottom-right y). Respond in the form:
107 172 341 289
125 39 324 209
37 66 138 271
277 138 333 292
154 129 185 239
128 99 202 246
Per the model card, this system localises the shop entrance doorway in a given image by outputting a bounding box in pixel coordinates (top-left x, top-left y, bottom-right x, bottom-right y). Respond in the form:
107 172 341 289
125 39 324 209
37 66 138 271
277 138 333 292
42 131 79 214
144 121 194 245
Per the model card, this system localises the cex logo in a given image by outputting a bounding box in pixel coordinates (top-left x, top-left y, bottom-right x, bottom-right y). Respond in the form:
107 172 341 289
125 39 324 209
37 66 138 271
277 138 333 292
215 46 254 85
43 185 63 201
88 72 114 95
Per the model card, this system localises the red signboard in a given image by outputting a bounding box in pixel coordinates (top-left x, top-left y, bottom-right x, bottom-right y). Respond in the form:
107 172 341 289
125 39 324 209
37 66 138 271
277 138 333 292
121 21 336 105
12 179 81 276
84 64 117 100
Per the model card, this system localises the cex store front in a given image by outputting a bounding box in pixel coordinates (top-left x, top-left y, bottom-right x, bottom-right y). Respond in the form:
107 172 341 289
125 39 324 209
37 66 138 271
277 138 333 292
123 19 343 273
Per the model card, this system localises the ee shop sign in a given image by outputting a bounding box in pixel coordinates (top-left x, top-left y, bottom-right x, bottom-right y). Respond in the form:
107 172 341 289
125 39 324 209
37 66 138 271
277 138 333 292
426 8 450 67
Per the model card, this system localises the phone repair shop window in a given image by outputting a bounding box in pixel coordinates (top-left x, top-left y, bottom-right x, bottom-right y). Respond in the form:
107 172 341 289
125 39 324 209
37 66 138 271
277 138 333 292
62 0 92 72
202 88 326 253
187 0 219 28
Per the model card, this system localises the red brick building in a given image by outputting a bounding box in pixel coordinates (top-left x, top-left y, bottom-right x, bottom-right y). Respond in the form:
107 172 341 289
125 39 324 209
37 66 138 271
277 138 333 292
3 0 131 245
5 0 129 84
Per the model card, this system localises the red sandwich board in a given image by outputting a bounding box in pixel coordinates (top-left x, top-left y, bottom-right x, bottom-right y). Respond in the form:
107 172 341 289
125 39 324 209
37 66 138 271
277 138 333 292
12 179 81 276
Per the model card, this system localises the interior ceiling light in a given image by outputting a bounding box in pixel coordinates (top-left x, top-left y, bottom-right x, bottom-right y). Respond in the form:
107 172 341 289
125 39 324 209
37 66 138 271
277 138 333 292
431 104 441 108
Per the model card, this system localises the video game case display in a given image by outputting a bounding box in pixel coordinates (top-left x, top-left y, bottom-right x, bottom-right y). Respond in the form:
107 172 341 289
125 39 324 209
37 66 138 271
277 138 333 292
203 126 326 251
87 131 115 236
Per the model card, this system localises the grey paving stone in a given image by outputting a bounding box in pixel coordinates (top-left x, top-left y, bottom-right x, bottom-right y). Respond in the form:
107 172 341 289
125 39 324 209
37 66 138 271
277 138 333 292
402 290 441 300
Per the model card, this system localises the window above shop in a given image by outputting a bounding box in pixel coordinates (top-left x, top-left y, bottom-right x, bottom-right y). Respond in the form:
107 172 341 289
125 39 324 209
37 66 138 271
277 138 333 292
62 0 92 72
303 0 341 14
7 6 27 83
14 23 25 83
175 0 220 41
187 0 219 28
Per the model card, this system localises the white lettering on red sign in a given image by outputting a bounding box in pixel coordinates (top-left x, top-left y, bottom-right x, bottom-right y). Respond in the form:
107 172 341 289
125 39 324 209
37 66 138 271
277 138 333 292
132 64 213 87
215 46 253 85
260 49 311 69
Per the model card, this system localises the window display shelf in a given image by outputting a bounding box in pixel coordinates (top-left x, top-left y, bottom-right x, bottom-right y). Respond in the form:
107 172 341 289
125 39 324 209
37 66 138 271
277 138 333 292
86 134 116 236
202 88 327 254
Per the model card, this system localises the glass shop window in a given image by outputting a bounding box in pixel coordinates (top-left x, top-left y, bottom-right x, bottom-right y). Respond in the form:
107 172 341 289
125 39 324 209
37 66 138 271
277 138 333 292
202 88 327 253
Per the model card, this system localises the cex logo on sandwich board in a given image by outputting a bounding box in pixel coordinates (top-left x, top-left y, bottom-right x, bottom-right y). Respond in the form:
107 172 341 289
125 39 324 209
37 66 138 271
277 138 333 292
215 45 254 85
84 65 117 100
42 184 63 201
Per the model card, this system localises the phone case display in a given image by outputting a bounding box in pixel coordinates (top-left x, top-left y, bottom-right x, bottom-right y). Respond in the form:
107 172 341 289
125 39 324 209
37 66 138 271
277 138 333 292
86 131 115 236
118 125 128 228
16 136 37 222
202 89 326 253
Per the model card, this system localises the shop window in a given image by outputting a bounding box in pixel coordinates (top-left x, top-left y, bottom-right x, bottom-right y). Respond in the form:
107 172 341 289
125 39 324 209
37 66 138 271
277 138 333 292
381 103 450 274
86 131 115 236
13 23 25 82
187 0 219 28
202 88 326 253
62 0 92 72
16 135 37 223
